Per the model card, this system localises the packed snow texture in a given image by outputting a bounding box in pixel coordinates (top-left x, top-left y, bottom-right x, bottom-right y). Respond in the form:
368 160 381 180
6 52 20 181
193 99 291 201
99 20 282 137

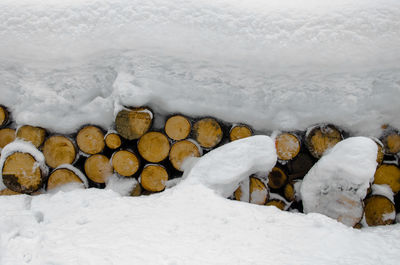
0 0 399 135
301 137 378 226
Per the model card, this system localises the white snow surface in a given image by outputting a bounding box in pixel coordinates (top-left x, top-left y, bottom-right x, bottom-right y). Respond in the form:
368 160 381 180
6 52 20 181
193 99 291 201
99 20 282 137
0 0 399 134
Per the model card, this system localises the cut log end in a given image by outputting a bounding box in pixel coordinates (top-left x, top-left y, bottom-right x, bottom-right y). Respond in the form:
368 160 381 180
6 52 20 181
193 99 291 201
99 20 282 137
284 182 295 202
16 125 46 148
266 200 286 210
47 168 84 191
130 182 142 196
2 152 43 194
364 195 395 226
138 132 170 163
0 106 9 128
306 124 343 158
140 164 168 192
383 132 400 154
76 125 105 155
0 128 16 148
112 150 140 177
165 115 191 141
373 164 400 194
193 118 223 149
84 154 113 184
229 125 253 141
250 176 269 205
43 136 76 168
275 133 301 161
115 107 153 140
268 167 288 190
169 140 201 171
105 133 122 150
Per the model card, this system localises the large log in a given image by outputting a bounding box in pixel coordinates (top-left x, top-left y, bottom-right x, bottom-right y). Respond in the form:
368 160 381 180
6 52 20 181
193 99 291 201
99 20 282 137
84 154 113 184
0 105 9 128
42 135 77 168
305 124 343 158
229 124 253 142
275 132 301 161
2 152 44 193
105 132 122 150
140 164 169 192
76 125 105 155
16 125 46 148
137 131 170 163
364 195 395 226
115 107 153 140
373 164 400 194
169 139 202 171
193 118 223 149
111 150 140 177
47 166 86 191
0 128 16 149
164 115 191 141
267 166 288 190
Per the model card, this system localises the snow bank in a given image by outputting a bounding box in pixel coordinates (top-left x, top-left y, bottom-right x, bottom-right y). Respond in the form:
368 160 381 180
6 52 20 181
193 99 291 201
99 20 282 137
183 135 276 198
301 137 377 226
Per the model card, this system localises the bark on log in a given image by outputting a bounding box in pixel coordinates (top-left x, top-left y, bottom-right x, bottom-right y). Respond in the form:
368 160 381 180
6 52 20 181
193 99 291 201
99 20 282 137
137 131 170 163
111 150 140 177
193 118 223 149
169 139 201 171
2 152 44 193
249 176 269 205
0 128 16 149
229 124 253 142
105 133 122 150
268 166 288 190
47 167 84 191
84 154 113 184
164 115 191 141
275 132 301 161
373 164 400 194
42 135 77 168
364 195 395 226
0 105 9 128
305 124 343 158
76 125 105 155
140 164 169 192
16 125 46 148
115 107 153 140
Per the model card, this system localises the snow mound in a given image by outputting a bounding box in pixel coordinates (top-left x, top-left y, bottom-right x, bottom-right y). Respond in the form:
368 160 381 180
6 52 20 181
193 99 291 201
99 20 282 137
301 137 378 226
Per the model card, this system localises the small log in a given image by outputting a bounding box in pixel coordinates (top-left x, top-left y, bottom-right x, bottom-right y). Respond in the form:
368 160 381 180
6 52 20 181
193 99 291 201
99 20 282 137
140 164 169 192
268 166 288 190
364 195 395 226
275 132 301 161
105 133 122 150
286 152 315 180
16 125 46 148
164 115 191 141
229 124 253 141
381 130 400 155
137 131 170 163
0 128 16 148
284 182 295 202
2 152 44 193
115 107 153 140
47 167 85 191
84 154 113 184
305 124 343 158
0 105 9 128
373 164 400 194
111 150 140 177
42 135 77 168
169 140 201 171
193 118 223 149
0 188 21 196
249 176 269 205
76 125 105 155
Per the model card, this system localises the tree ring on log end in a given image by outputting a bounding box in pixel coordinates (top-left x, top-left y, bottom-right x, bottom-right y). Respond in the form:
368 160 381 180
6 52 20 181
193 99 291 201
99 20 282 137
165 115 191 141
105 133 122 150
112 150 140 177
305 124 343 158
140 164 169 192
229 124 253 142
47 168 84 191
275 132 301 161
364 195 395 226
76 125 105 155
169 140 201 171
193 118 223 149
43 136 76 168
137 132 170 163
373 164 400 194
84 154 113 184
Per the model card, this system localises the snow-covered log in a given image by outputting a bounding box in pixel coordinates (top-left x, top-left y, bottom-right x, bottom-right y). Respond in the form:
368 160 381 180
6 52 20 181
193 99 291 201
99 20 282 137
373 164 400 194
137 131 170 163
16 125 46 148
275 132 301 161
169 139 202 171
115 107 153 140
140 164 169 192
76 125 105 155
305 124 343 159
192 118 223 149
47 164 88 191
364 195 395 226
229 124 253 142
164 115 191 141
111 150 140 177
42 135 77 168
249 176 269 205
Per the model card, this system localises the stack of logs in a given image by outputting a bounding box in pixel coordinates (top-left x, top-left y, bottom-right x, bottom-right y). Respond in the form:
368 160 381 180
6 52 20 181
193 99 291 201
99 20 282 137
1 104 400 228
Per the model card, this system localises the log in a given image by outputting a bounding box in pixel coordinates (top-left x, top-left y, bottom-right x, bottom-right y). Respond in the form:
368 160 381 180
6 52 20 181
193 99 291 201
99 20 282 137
0 128 16 149
286 152 315 180
364 195 395 226
140 164 169 192
2 152 44 193
380 130 400 155
111 150 140 177
0 188 20 196
266 200 286 210
115 107 153 140
16 125 46 148
193 118 223 149
84 154 113 184
268 166 288 190
375 139 385 165
305 124 343 158
137 131 170 163
249 176 269 205
373 164 400 194
275 132 301 161
234 179 249 202
164 115 191 141
130 181 142 196
169 139 201 171
76 125 105 155
284 182 295 202
47 167 85 191
0 105 9 128
105 133 122 150
229 124 253 141
42 135 77 168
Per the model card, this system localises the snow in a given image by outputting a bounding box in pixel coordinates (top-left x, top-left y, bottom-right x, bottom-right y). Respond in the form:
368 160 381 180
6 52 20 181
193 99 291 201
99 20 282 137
105 174 138 196
301 137 378 226
371 184 394 204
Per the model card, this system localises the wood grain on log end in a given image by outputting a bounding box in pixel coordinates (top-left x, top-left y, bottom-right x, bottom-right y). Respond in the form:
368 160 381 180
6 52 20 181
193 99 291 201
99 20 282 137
169 140 201 171
76 125 105 155
193 118 223 149
364 195 395 226
165 115 191 141
0 128 16 148
43 136 76 168
16 125 46 148
140 164 168 192
373 164 400 194
84 154 113 184
47 168 84 190
383 132 400 154
138 132 170 163
115 107 153 140
112 150 140 177
305 124 343 158
105 133 122 150
275 132 301 161
229 124 253 142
